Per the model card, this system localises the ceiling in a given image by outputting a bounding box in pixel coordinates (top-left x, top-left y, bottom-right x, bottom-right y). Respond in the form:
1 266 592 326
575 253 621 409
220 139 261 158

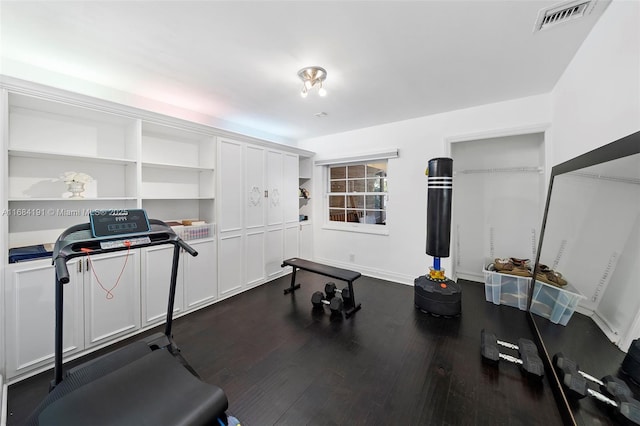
0 1 611 144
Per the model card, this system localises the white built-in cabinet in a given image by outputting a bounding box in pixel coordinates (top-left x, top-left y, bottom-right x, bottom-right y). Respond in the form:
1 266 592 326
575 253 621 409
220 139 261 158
245 144 267 288
4 259 84 379
4 243 217 381
141 239 217 326
4 251 141 378
283 152 300 264
298 157 313 259
218 139 299 297
142 245 186 325
82 251 141 347
218 139 244 297
0 81 311 383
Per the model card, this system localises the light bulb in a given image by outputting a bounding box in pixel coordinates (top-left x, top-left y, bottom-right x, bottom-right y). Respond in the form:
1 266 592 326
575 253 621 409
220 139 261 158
318 87 327 97
300 87 308 98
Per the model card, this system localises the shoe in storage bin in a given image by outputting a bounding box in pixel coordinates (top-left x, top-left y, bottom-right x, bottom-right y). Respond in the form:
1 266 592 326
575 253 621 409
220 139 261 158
529 280 585 326
483 269 532 311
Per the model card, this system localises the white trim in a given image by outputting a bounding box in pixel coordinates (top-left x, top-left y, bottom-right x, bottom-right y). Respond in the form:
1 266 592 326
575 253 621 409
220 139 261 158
591 310 622 347
618 305 640 353
321 223 389 236
312 256 415 285
444 123 550 280
444 123 551 150
1 378 6 426
314 148 398 166
0 75 314 157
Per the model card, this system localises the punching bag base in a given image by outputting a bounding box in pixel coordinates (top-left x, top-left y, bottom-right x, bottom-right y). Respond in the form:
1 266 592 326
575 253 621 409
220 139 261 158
414 275 462 317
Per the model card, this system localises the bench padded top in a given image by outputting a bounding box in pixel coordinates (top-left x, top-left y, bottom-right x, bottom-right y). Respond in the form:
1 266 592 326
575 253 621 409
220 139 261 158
282 258 361 282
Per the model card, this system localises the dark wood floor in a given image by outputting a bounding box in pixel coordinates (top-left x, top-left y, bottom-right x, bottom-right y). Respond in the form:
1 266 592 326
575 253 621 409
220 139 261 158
7 274 564 425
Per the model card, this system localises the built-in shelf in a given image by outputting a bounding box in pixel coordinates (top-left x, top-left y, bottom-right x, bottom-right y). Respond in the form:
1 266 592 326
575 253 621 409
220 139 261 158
141 162 214 172
5 91 217 255
142 196 215 201
8 149 137 165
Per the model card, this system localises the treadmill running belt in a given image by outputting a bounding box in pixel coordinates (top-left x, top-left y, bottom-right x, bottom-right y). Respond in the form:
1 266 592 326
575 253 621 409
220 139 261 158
38 348 228 426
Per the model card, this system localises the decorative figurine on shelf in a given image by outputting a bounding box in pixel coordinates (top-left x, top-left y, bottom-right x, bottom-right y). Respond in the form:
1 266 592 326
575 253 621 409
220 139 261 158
60 171 93 199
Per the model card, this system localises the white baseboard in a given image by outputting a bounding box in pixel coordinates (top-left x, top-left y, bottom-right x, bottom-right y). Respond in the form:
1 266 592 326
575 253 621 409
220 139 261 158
455 270 484 282
591 311 621 346
312 257 417 286
1 375 7 426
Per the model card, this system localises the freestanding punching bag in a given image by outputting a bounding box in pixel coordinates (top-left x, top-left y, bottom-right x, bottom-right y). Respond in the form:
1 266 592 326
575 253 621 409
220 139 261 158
414 157 462 317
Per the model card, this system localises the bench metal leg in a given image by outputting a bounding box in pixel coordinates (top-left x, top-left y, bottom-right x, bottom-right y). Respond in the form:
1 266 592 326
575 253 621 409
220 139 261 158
344 279 362 318
283 266 301 295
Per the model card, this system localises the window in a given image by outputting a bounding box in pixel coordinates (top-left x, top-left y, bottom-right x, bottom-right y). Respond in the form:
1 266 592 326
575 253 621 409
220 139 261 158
327 161 387 225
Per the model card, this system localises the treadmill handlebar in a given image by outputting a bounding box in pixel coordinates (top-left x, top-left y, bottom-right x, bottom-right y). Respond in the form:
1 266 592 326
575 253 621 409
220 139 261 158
52 218 198 284
178 238 198 257
55 257 70 284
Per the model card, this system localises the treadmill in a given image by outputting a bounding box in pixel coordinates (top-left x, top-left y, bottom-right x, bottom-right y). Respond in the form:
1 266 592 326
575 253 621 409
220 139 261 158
26 209 232 426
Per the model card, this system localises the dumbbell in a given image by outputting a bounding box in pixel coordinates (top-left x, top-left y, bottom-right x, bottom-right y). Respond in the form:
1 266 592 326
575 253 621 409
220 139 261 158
480 329 544 380
553 352 640 425
324 282 353 307
553 353 632 399
311 291 343 313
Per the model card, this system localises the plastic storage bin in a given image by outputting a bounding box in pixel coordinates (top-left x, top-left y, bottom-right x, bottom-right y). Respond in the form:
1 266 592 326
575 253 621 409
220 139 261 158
529 280 584 326
178 224 214 241
483 269 532 311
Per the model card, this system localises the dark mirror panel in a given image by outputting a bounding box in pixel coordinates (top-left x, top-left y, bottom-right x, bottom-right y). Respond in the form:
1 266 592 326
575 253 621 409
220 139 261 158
529 131 640 425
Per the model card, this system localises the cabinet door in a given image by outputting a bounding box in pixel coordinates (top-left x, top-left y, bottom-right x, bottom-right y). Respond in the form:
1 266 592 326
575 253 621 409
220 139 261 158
266 150 284 226
246 230 265 287
84 251 141 347
299 223 313 259
141 245 184 326
283 153 299 224
4 260 84 380
284 224 299 261
219 234 243 297
184 239 217 310
245 144 266 286
245 144 265 229
218 139 244 233
265 228 284 278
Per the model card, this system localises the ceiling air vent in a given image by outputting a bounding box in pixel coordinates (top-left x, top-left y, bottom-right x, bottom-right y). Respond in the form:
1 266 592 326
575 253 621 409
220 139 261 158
534 0 596 31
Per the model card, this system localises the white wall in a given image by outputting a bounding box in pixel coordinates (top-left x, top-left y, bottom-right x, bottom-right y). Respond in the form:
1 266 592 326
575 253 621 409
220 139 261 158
548 0 640 349
299 0 639 286
298 94 551 284
550 0 640 164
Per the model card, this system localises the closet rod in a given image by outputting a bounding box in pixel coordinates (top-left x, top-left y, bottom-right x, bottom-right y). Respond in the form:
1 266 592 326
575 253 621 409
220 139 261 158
568 171 640 185
454 166 542 175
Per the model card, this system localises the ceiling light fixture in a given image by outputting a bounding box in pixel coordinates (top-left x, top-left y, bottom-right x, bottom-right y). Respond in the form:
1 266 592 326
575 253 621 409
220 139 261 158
298 66 327 98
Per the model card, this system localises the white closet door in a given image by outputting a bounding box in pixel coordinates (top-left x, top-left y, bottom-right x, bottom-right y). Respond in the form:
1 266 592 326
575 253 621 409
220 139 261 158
219 234 243 296
218 139 243 233
265 227 284 277
283 153 299 224
246 145 266 229
266 150 284 226
245 144 266 286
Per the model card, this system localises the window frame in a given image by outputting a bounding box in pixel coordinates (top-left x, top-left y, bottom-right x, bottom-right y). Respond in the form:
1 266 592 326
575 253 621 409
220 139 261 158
323 160 389 235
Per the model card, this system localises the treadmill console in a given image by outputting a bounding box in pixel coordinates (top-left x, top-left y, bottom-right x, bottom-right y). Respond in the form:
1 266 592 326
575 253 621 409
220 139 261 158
89 209 151 238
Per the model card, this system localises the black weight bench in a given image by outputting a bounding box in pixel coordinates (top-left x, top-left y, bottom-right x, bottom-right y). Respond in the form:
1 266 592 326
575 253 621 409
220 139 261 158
281 258 362 317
